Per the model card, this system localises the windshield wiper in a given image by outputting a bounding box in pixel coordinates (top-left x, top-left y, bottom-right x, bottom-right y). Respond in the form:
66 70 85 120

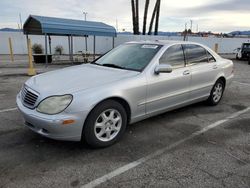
90 62 101 65
102 63 125 69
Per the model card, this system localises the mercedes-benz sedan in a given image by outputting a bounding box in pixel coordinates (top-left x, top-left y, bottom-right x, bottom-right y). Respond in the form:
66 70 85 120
17 41 234 147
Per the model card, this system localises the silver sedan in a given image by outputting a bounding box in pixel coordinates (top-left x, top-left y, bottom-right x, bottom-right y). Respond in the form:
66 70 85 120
16 41 234 147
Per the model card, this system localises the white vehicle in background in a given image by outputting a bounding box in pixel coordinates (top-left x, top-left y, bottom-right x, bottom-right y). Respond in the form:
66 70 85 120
17 40 234 148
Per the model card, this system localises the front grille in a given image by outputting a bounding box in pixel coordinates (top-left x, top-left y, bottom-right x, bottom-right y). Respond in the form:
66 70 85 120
21 86 39 108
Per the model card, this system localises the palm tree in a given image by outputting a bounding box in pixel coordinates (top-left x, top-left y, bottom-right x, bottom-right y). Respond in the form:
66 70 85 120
154 0 161 35
143 0 150 35
135 0 139 34
131 0 161 35
148 0 159 35
131 0 139 35
131 0 136 34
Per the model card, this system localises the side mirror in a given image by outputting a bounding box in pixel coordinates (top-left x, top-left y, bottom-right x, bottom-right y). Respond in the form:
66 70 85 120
154 64 173 74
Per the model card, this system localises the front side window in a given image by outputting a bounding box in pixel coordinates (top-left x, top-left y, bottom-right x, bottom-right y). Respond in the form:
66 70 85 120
93 44 162 72
184 44 208 65
159 44 185 68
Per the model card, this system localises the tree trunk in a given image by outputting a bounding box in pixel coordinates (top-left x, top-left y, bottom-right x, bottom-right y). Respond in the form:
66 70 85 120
135 0 139 34
143 0 150 35
148 0 159 35
154 0 161 35
131 0 136 34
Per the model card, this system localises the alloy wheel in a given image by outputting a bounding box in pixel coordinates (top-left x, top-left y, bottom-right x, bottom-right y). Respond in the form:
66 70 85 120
212 82 223 103
94 109 122 142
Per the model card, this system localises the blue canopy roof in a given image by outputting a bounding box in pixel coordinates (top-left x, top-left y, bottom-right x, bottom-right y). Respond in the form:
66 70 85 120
23 15 116 37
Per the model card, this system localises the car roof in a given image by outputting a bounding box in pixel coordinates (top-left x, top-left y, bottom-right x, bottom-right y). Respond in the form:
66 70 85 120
125 40 222 60
126 40 202 46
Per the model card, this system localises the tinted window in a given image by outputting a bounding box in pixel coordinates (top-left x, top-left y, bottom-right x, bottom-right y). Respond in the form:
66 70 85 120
159 44 185 68
95 44 162 72
207 51 216 62
243 44 250 49
185 44 208 64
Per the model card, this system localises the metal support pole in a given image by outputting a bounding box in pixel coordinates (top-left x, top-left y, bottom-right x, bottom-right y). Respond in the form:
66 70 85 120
45 33 48 67
93 36 96 60
71 35 73 62
68 36 71 61
26 35 29 50
85 35 88 52
8 37 14 63
48 35 52 54
112 37 115 49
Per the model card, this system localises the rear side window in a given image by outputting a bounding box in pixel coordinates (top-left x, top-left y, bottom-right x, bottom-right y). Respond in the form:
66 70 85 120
184 44 208 64
159 44 185 68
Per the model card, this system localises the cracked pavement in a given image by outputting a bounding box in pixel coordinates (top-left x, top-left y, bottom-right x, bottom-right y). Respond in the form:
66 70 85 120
0 58 250 188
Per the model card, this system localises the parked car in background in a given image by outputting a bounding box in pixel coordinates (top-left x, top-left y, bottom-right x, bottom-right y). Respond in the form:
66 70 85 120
17 41 234 148
236 43 250 64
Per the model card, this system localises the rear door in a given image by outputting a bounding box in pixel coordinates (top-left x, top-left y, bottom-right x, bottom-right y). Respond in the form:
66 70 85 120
183 44 220 99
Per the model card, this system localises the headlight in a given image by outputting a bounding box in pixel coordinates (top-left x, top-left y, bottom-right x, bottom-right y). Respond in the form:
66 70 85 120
37 95 73 115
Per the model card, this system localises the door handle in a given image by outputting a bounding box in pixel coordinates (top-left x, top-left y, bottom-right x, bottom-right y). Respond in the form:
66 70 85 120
213 65 218 69
183 70 190 75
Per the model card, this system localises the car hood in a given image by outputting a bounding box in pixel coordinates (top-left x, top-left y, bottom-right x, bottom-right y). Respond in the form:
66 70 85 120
25 64 139 95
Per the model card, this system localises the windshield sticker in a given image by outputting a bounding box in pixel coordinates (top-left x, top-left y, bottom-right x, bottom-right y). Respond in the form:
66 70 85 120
141 45 158 49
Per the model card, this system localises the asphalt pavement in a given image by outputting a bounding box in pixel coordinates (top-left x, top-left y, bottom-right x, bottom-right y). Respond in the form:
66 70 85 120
0 56 250 188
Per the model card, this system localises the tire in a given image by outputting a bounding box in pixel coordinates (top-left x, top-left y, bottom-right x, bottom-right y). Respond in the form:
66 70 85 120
207 79 225 106
83 100 127 148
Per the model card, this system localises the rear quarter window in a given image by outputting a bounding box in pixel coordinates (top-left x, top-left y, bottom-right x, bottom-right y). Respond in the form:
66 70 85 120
207 51 216 62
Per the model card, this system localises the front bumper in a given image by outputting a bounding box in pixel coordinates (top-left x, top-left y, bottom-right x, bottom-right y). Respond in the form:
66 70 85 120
16 93 88 141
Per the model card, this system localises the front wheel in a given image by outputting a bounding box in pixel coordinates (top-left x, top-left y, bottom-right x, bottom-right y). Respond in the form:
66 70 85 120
83 100 127 148
207 79 225 106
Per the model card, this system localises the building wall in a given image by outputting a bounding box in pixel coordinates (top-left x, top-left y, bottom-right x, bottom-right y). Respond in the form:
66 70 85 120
0 31 250 54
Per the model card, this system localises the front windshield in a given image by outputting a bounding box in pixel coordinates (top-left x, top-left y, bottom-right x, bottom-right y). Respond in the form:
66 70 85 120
93 43 163 72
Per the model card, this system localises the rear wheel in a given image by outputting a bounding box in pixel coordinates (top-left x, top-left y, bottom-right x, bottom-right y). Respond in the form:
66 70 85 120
83 100 127 148
207 79 225 106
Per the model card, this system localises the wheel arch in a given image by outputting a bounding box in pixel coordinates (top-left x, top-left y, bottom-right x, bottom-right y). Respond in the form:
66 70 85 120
83 96 131 129
217 76 226 87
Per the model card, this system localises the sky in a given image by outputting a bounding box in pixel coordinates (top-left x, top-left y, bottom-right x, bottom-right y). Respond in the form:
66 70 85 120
0 0 249 33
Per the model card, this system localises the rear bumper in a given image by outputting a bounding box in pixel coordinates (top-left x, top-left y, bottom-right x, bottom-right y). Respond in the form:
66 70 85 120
226 74 234 87
16 93 88 141
241 52 250 59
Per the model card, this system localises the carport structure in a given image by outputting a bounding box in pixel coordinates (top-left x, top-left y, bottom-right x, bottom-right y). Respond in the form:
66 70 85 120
23 15 117 65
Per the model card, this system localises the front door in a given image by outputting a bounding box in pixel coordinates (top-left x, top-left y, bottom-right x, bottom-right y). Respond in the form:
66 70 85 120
146 44 191 115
